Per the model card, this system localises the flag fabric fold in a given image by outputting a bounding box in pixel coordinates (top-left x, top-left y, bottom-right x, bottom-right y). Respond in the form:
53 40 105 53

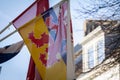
0 41 24 64
26 57 35 80
26 57 42 80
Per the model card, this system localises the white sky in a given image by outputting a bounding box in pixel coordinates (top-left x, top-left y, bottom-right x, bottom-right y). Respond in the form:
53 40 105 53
0 0 84 80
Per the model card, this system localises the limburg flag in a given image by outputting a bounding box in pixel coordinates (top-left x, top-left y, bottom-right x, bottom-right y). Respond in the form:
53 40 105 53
24 0 49 80
12 0 49 80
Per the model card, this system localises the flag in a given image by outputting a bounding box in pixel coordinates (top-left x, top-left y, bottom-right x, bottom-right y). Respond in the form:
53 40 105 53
12 0 49 80
0 41 24 64
26 57 35 80
26 57 42 80
12 0 49 28
34 66 42 80
18 14 49 80
15 1 73 80
23 0 49 80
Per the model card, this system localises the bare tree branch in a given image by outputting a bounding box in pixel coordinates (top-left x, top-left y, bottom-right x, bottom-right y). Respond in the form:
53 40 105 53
74 0 120 20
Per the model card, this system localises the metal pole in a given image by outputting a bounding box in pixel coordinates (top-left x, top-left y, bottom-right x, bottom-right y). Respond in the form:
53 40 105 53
66 0 75 80
0 22 12 34
0 29 17 42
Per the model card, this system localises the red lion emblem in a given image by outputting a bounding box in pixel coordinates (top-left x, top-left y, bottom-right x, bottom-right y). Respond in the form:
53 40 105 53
28 32 49 48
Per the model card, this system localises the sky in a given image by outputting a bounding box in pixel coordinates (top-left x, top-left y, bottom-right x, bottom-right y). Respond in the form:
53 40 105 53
0 0 84 80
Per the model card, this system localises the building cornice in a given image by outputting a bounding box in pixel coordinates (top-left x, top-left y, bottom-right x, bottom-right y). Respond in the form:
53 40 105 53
81 26 103 45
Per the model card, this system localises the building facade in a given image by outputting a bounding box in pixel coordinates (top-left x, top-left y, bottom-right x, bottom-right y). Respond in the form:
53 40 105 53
75 20 120 80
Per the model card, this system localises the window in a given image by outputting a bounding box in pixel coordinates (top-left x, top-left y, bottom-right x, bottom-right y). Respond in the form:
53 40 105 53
97 39 105 64
75 54 82 65
88 46 94 68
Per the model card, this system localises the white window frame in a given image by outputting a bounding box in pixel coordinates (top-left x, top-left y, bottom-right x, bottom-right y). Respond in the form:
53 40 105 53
81 26 105 72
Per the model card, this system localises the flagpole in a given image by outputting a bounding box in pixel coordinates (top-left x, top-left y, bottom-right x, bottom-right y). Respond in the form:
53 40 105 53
0 29 17 42
0 22 12 34
66 0 75 80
